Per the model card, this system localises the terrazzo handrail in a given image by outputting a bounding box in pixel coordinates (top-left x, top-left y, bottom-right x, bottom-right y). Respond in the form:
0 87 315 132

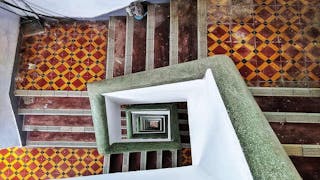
87 55 300 179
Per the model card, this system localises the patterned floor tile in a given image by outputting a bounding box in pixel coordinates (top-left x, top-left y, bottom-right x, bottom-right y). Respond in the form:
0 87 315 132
0 147 103 179
16 22 107 91
179 148 192 166
207 5 231 24
208 23 232 56
208 0 319 87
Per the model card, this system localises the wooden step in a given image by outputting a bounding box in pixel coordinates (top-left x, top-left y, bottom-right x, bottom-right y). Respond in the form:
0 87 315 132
146 151 157 170
271 123 320 144
103 150 178 174
290 156 320 179
255 96 320 113
107 16 127 79
177 0 198 63
132 17 147 73
129 152 141 171
109 154 123 173
19 97 90 109
153 4 170 69
24 115 93 127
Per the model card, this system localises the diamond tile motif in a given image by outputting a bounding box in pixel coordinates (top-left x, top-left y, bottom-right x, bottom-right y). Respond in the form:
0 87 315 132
0 147 103 179
208 23 232 57
179 148 192 166
208 1 320 87
16 22 107 91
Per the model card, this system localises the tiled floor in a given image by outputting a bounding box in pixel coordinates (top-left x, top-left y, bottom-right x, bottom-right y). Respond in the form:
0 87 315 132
16 22 107 91
207 0 320 87
179 148 192 166
0 147 191 179
8 0 319 178
0 147 103 179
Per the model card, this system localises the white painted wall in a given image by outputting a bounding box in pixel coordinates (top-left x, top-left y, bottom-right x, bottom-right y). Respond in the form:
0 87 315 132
77 69 253 179
0 9 21 148
3 0 169 18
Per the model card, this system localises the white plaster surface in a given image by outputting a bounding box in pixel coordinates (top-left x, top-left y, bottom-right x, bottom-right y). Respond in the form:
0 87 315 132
0 9 21 148
75 69 253 179
3 0 169 18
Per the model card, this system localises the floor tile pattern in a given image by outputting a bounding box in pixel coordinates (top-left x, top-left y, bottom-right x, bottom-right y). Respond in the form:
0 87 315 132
0 147 103 179
179 148 192 166
208 0 320 87
16 22 107 91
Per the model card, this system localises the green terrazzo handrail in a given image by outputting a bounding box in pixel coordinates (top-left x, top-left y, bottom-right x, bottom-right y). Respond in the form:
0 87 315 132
87 55 300 179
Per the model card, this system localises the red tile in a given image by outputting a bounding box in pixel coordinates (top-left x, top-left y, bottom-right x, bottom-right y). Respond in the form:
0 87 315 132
71 79 82 88
93 51 103 60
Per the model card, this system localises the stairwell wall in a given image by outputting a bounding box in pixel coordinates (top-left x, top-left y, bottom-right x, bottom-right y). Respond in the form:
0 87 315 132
0 9 21 148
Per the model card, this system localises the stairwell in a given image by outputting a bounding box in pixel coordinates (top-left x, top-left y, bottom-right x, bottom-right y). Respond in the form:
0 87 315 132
12 0 320 179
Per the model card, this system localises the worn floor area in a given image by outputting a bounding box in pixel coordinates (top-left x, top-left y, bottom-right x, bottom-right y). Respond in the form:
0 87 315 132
16 22 107 91
0 147 191 179
1 0 319 179
208 0 320 87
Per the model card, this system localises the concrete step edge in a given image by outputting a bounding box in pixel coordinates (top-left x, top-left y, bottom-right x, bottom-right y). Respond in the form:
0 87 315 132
23 124 94 133
26 140 97 148
283 144 320 157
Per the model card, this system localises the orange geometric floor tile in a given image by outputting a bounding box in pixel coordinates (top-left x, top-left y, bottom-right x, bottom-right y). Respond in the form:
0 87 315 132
207 0 320 87
179 148 192 166
16 22 107 91
0 147 103 180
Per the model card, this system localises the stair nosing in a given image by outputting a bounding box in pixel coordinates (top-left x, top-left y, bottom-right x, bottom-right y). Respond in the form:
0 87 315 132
23 124 94 132
265 112 320 124
18 108 92 116
15 89 88 97
14 88 320 98
249 87 320 97
26 140 97 147
283 144 320 157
